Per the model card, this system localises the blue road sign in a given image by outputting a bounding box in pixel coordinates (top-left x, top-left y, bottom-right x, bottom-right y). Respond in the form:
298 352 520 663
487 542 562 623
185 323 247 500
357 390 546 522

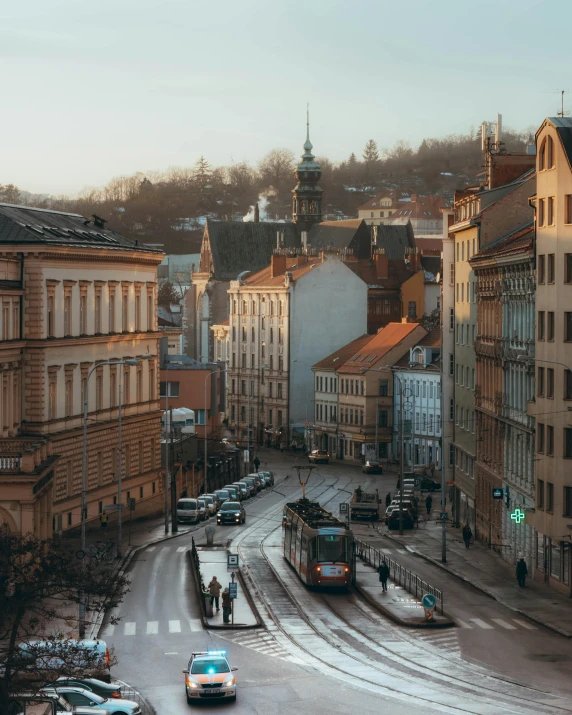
492 488 503 500
422 593 437 610
229 583 238 599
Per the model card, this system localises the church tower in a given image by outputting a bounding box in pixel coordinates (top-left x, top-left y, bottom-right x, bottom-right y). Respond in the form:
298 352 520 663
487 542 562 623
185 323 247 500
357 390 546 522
292 109 323 233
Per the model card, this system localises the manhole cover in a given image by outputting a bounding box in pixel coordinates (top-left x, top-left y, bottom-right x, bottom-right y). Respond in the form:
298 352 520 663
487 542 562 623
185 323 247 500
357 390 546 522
528 654 569 662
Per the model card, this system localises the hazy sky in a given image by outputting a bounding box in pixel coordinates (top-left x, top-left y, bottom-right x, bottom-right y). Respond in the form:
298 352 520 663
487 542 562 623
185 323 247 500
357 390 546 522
2 0 571 194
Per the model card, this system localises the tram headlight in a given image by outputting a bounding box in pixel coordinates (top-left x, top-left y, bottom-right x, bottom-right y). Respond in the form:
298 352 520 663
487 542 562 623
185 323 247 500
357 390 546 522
316 566 321 572
344 567 349 573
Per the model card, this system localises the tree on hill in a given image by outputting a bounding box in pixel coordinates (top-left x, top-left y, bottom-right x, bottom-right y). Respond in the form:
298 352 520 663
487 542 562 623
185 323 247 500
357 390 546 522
158 280 180 307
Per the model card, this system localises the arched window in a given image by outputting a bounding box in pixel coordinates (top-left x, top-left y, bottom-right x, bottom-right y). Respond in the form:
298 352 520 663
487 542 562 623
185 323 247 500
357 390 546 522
547 135 554 169
539 137 546 171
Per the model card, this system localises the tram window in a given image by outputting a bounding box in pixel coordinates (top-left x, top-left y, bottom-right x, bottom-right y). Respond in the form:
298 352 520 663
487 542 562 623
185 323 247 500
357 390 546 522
317 534 347 562
309 538 316 561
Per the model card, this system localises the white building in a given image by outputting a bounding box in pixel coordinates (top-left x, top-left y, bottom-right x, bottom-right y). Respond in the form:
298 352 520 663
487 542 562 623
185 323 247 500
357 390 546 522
226 250 368 447
393 330 442 470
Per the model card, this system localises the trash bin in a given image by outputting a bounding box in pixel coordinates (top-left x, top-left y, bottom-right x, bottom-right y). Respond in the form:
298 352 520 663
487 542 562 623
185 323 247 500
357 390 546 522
202 590 213 617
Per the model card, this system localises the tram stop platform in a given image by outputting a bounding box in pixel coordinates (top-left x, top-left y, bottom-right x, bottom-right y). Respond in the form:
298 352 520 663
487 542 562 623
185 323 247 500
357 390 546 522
195 546 261 629
355 559 454 628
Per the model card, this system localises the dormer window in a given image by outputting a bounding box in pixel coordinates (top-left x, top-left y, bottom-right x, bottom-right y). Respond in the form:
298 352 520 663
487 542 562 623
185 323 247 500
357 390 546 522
539 135 554 171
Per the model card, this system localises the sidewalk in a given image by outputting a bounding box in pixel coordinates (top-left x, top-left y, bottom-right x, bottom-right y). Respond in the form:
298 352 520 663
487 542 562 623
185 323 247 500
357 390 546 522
355 557 453 628
377 510 572 638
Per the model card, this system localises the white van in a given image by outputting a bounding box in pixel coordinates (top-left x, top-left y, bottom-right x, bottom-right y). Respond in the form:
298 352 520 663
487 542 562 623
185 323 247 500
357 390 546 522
177 498 200 523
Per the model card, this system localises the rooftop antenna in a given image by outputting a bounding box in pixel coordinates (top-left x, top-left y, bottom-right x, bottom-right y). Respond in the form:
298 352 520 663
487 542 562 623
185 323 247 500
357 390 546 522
559 90 570 117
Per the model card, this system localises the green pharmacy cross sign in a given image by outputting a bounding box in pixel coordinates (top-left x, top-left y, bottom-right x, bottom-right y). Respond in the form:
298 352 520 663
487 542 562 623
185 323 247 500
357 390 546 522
510 508 526 524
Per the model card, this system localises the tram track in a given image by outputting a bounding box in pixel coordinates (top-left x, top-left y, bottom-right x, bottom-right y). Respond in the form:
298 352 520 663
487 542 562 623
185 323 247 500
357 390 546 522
234 473 572 715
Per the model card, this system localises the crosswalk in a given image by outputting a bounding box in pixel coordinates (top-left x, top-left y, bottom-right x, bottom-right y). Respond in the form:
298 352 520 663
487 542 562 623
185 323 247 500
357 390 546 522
456 617 537 630
414 628 461 656
101 618 204 637
217 629 299 662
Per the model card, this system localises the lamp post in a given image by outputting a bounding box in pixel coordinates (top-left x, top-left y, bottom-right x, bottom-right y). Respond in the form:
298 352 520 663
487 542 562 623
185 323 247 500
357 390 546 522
204 365 228 496
80 356 141 637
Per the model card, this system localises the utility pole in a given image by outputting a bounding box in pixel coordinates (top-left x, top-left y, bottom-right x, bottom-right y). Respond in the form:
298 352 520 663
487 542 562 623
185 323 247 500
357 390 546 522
293 465 315 499
164 360 169 534
397 376 405 536
375 395 379 461
170 407 178 533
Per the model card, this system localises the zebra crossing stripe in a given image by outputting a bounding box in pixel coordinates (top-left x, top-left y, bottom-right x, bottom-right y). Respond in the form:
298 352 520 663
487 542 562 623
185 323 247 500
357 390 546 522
146 546 156 552
124 622 136 636
470 618 494 629
177 546 187 552
492 618 516 630
456 620 473 629
512 618 537 630
146 621 158 634
189 619 203 632
169 620 181 633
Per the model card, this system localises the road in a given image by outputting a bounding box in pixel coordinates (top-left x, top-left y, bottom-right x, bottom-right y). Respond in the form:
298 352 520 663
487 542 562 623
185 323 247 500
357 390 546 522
100 455 572 713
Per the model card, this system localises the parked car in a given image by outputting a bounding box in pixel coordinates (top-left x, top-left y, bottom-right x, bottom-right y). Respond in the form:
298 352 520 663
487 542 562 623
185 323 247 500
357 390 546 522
232 482 248 499
387 507 415 530
247 474 263 492
205 493 221 509
243 477 259 494
44 686 141 714
308 449 329 464
217 501 246 525
10 692 106 715
223 485 241 501
48 677 122 700
362 460 383 474
236 480 253 498
201 495 217 516
197 499 208 521
214 489 231 504
176 498 200 524
259 471 274 487
390 498 418 518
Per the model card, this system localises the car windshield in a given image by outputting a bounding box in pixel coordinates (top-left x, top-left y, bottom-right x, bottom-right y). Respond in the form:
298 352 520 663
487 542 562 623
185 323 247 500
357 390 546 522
221 502 240 511
190 657 230 675
203 497 213 505
177 500 197 510
317 534 347 562
217 491 230 499
198 500 206 507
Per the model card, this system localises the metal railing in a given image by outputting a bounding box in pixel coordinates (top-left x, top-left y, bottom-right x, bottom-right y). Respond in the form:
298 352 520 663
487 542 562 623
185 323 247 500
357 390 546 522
114 679 155 715
355 537 444 614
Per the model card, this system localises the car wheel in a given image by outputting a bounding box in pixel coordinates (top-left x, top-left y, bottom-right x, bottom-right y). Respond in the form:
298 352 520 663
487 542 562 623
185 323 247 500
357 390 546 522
186 693 193 705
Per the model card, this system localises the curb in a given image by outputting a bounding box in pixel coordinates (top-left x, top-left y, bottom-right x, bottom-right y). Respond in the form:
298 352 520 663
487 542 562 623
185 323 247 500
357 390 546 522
354 581 455 629
382 533 572 639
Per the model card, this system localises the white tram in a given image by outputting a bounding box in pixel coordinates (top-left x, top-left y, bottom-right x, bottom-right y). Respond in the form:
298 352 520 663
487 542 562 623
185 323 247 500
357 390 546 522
282 499 355 588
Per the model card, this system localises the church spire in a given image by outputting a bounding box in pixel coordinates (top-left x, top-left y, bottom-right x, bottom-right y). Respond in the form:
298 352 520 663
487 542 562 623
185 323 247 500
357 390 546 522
292 107 323 232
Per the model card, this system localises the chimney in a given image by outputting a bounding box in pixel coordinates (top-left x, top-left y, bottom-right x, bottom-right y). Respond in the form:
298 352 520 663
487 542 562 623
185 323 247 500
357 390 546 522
411 247 421 272
271 253 288 278
254 203 260 223
375 249 388 279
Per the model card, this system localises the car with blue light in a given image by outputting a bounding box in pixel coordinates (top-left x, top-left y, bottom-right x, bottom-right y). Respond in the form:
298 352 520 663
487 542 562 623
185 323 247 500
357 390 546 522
183 650 238 703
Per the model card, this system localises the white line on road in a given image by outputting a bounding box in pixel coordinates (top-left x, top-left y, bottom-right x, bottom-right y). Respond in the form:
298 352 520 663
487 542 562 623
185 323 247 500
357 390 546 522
124 622 136 636
512 618 538 630
177 546 187 552
492 618 516 630
146 621 158 634
146 546 156 552
456 620 473 629
189 619 203 632
101 624 115 637
470 618 494 629
169 619 182 633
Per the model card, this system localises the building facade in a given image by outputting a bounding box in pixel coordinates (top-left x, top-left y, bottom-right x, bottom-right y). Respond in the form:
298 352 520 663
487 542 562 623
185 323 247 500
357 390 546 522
0 205 164 537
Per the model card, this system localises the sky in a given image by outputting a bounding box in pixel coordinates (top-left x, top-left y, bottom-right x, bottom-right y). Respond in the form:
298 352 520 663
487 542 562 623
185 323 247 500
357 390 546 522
2 0 572 195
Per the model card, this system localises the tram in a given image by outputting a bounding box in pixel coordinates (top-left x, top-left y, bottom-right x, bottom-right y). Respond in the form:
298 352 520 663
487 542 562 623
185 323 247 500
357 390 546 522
282 499 355 588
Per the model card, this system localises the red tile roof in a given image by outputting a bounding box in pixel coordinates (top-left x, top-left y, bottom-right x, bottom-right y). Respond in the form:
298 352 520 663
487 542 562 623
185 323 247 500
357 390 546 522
415 237 443 252
312 334 371 370
242 258 320 287
417 328 441 347
471 222 534 262
358 190 412 211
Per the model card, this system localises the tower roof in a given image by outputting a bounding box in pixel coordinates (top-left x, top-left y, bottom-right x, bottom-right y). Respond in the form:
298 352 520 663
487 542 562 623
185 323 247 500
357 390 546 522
296 107 321 175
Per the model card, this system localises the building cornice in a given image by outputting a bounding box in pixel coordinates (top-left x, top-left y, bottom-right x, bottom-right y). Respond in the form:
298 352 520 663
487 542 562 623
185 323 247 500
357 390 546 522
24 331 165 349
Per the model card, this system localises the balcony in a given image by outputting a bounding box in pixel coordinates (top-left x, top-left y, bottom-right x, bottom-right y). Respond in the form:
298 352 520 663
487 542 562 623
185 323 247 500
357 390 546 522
0 437 55 475
475 338 501 360
501 338 534 363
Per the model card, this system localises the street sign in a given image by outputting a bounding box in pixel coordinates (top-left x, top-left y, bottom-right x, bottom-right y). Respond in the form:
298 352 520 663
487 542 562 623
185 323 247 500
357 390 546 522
510 508 526 524
339 503 349 514
492 488 503 500
103 504 123 513
422 593 437 622
128 498 136 511
227 553 239 571
439 511 448 521
229 583 238 599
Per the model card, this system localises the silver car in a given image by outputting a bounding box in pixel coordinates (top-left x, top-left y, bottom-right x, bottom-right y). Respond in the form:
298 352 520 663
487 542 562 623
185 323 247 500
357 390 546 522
201 495 217 516
177 498 200 523
44 687 141 714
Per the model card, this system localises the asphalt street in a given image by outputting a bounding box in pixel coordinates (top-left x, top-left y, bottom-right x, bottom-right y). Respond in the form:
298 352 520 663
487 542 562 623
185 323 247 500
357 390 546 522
99 455 572 713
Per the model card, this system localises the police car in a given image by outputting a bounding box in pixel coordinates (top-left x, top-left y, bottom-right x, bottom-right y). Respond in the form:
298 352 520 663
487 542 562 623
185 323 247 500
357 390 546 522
183 650 238 703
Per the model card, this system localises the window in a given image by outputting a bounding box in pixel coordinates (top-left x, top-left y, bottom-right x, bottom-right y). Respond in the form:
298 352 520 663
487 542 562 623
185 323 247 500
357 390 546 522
278 328 284 344
277 383 283 399
149 365 155 400
537 367 545 396
547 135 554 168
449 262 455 286
95 295 101 333
47 295 55 337
566 196 572 225
95 375 103 411
123 368 130 404
135 293 141 331
251 353 255 368
449 308 454 330
136 368 142 403
378 379 389 397
408 301 417 318
449 354 454 377
277 410 283 426
65 377 73 417
278 356 283 371
548 312 555 341
547 426 554 456
538 198 545 226
80 294 87 334
159 381 180 397
251 326 255 341
109 293 115 332
538 255 546 284
547 368 554 398
548 254 555 283
147 294 153 331
537 423 545 453
48 378 57 420
378 410 388 427
565 370 572 400
110 371 117 408
547 482 554 512
565 312 572 341
122 293 128 331
538 311 545 340
565 428 572 458
449 398 454 420
64 295 72 336
537 479 545 509
548 198 555 226
564 487 572 517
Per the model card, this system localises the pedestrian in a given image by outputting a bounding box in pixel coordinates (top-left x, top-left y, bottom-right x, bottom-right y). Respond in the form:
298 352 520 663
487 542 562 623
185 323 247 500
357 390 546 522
425 494 433 516
516 557 528 588
208 576 222 610
99 512 108 531
396 477 400 490
378 559 390 593
253 456 260 471
355 485 363 502
222 588 232 624
462 524 472 549
385 492 391 508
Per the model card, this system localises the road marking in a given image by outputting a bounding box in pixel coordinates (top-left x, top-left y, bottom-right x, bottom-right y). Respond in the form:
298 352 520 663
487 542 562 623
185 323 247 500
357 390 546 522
164 652 179 655
396 549 407 554
146 546 156 552
124 622 136 636
101 624 115 637
470 618 494 629
492 618 516 630
177 546 187 552
189 619 203 632
146 621 158 634
456 620 473 629
512 618 538 630
169 619 182 633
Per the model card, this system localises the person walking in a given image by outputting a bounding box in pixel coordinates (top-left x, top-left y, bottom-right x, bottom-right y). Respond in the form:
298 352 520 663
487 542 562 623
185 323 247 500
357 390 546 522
378 559 390 593
222 587 232 624
462 524 472 549
253 456 260 471
99 512 108 531
385 492 391 508
516 557 528 587
425 494 433 516
208 576 222 610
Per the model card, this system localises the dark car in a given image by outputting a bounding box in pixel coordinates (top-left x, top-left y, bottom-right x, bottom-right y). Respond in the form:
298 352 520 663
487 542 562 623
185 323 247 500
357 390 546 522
308 449 330 464
387 507 415 530
403 474 441 492
362 460 383 474
217 501 246 525
49 677 122 699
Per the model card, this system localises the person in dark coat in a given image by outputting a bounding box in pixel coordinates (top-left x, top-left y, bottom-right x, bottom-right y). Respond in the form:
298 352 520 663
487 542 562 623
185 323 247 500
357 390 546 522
516 558 528 587
462 524 472 549
425 494 433 516
385 492 391 508
253 456 260 471
378 560 390 593
222 588 232 623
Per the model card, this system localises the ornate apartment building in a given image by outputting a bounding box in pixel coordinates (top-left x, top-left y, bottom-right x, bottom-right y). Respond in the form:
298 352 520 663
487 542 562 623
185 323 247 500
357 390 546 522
0 205 164 537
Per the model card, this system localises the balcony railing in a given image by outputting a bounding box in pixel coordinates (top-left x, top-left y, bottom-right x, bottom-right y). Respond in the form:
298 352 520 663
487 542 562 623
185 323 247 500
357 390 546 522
475 338 501 359
0 455 22 471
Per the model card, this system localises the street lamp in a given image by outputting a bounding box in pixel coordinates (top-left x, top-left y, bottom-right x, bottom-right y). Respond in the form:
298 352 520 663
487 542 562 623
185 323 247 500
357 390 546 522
204 366 228 496
80 356 142 637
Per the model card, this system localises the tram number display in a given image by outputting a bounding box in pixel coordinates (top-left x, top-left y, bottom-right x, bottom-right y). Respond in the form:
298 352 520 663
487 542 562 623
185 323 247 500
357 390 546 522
325 535 338 541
